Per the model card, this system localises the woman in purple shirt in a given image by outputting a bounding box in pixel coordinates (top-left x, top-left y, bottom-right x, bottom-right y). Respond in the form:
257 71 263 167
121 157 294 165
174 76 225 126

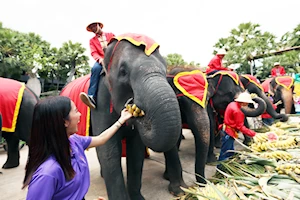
22 96 132 200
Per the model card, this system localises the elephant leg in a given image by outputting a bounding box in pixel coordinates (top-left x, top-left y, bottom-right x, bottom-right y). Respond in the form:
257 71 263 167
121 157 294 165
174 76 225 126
126 134 145 200
163 147 186 196
214 132 221 148
2 133 20 169
207 107 217 163
96 138 130 200
176 130 184 151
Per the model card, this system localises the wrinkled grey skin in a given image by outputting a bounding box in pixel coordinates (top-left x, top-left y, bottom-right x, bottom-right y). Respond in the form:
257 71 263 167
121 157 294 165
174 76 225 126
240 75 288 122
167 67 210 184
268 77 295 114
1 86 38 169
91 40 184 200
206 73 266 163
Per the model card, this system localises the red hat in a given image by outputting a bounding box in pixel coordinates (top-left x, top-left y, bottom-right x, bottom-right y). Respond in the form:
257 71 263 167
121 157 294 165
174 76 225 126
86 22 104 32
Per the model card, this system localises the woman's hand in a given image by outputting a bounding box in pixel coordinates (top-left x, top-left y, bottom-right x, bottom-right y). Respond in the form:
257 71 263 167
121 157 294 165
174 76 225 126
118 108 133 124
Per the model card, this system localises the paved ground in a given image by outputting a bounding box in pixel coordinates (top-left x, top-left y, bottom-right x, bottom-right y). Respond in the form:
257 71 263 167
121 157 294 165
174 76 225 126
0 129 218 200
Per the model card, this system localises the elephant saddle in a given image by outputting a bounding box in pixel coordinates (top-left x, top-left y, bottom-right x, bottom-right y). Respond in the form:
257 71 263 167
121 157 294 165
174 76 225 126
210 71 240 85
60 75 91 136
0 78 26 132
275 76 294 90
241 74 263 91
173 70 208 108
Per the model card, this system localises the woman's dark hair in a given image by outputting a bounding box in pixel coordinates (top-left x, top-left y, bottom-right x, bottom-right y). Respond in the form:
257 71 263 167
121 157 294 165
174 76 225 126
23 96 75 188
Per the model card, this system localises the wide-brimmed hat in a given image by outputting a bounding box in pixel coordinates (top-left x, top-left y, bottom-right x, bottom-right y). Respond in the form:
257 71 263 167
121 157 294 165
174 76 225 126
86 22 104 32
216 49 227 55
274 62 280 66
235 92 255 104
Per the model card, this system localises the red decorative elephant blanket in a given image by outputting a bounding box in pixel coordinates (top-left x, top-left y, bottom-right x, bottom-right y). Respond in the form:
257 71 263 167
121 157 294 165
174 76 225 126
0 78 25 132
173 70 208 108
60 75 91 136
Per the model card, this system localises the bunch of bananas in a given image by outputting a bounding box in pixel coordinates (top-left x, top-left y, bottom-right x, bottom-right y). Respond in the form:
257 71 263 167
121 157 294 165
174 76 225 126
275 163 300 175
253 133 269 143
251 136 297 151
125 104 145 117
273 121 299 130
259 151 293 161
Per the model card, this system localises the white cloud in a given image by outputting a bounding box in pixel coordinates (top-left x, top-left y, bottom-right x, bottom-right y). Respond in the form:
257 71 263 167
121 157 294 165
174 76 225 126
1 0 299 67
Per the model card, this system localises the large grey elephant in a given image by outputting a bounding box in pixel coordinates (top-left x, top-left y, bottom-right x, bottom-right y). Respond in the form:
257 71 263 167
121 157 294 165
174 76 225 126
262 76 295 114
0 78 38 169
90 34 184 200
240 74 288 121
167 67 211 184
206 71 267 162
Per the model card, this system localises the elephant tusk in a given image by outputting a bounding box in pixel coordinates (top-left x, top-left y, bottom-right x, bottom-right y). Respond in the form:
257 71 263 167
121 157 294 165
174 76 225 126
124 97 134 107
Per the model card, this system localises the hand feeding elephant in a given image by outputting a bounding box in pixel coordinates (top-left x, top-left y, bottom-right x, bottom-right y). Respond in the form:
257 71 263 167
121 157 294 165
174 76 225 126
262 76 295 114
90 34 184 199
167 67 211 184
206 71 267 162
240 75 288 122
0 78 38 169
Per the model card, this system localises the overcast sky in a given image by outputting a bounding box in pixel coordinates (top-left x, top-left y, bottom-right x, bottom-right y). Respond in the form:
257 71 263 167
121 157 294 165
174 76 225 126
1 0 299 66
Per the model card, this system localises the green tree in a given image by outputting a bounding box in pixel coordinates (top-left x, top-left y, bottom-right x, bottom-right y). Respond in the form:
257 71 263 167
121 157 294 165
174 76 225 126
214 22 276 75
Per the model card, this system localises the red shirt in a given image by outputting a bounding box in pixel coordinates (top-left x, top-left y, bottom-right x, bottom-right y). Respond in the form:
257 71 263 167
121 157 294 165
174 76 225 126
206 55 228 74
90 32 115 62
222 102 256 138
261 103 277 119
271 66 285 77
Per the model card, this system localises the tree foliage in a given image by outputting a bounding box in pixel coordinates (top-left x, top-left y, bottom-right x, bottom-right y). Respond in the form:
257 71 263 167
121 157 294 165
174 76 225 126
0 22 90 90
214 22 300 79
164 53 201 72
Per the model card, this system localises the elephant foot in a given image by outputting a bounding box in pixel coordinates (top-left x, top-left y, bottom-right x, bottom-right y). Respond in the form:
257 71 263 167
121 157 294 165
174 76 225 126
168 183 186 197
2 161 19 169
206 154 217 164
129 194 145 200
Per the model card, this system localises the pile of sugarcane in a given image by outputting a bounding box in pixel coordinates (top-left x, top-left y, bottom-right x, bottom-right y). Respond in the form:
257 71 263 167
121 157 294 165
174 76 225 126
176 119 300 200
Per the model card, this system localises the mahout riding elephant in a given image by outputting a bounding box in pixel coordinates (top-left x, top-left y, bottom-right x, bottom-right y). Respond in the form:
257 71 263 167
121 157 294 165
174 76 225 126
90 34 184 199
167 67 211 184
262 76 295 114
0 77 38 169
240 75 288 122
206 71 267 162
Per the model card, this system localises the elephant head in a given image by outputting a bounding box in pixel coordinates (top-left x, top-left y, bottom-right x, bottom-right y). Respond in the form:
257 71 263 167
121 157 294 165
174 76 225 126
207 72 266 117
240 75 288 121
102 38 181 152
262 76 295 114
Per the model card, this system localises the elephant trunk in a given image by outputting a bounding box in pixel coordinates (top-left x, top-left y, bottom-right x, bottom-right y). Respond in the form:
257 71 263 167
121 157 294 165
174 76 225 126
241 97 266 117
133 76 181 152
256 90 288 122
282 88 294 114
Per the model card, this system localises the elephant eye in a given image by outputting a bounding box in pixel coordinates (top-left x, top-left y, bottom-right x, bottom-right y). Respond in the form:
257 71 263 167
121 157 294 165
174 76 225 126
119 66 127 76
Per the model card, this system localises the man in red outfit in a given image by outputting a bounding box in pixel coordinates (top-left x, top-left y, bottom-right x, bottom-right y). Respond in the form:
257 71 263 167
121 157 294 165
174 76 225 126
271 62 286 77
80 22 115 109
218 92 257 161
206 49 228 75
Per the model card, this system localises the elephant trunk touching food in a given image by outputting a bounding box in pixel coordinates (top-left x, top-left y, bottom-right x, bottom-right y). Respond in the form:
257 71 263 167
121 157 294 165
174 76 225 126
132 75 182 152
241 97 266 117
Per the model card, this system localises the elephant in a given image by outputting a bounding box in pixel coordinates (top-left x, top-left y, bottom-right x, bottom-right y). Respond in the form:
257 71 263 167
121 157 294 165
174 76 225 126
262 76 295 114
0 78 38 169
206 71 267 162
167 67 211 184
240 75 288 122
90 34 184 200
